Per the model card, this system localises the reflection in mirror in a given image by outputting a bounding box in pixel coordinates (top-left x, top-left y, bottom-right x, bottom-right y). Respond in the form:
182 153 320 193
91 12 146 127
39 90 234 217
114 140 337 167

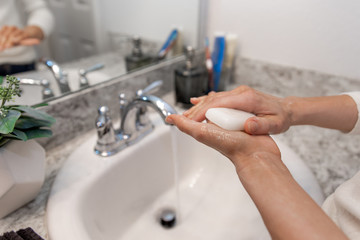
10 0 207 106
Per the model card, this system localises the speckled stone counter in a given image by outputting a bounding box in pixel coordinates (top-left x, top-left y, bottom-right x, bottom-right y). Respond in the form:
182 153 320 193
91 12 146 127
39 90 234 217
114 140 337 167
1 56 360 238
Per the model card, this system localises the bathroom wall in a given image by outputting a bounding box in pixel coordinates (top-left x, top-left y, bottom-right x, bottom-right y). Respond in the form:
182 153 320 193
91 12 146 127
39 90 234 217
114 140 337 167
207 0 360 80
101 0 200 48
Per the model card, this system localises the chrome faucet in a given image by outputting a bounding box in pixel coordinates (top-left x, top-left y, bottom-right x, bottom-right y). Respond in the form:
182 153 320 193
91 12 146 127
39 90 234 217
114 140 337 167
79 63 105 88
40 58 71 94
94 80 176 157
18 78 54 100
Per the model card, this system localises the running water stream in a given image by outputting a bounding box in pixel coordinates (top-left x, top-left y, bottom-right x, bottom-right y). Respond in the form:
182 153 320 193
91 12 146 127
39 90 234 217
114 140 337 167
170 126 181 224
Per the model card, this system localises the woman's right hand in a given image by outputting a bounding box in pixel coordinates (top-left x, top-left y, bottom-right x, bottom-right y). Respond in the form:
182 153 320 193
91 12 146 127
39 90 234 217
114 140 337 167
184 86 293 135
0 25 42 51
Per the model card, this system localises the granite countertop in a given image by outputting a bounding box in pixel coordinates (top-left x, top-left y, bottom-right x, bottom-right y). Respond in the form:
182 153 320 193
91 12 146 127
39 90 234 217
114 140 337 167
1 57 360 238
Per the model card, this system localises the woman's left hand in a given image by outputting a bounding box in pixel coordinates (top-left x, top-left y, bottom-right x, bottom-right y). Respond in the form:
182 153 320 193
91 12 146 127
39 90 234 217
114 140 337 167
165 114 281 174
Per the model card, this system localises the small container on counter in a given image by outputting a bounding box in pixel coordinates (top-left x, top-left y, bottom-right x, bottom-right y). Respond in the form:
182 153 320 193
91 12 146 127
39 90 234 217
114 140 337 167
125 36 154 72
174 46 208 108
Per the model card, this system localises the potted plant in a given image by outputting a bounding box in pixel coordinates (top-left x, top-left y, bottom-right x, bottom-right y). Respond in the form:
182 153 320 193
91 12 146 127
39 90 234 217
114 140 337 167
0 75 55 219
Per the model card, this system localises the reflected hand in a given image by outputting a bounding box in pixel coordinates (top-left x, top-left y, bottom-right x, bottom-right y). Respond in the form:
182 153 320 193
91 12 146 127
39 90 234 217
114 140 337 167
0 25 43 51
166 114 281 174
183 85 292 135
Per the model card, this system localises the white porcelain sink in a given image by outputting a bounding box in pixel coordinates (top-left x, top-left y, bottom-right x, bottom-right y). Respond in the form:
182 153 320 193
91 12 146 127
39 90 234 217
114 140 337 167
47 114 324 240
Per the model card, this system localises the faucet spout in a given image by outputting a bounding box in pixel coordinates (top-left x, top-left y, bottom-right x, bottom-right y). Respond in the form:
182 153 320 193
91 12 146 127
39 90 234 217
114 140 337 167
94 82 177 156
40 58 71 94
120 95 176 143
131 95 176 121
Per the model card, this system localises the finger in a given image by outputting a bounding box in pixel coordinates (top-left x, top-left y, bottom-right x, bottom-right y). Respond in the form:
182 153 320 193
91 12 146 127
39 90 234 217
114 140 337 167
166 114 242 154
189 96 202 105
20 38 40 46
186 93 244 122
244 116 286 135
189 91 216 105
166 114 200 136
0 26 12 47
244 117 265 135
10 29 26 44
1 27 23 49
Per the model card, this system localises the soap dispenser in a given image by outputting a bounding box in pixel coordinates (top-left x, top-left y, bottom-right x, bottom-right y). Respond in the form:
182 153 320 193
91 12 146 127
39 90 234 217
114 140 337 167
125 36 153 72
174 46 208 108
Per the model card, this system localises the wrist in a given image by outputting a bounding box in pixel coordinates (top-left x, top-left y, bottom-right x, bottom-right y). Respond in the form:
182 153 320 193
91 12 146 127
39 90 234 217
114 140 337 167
234 151 289 182
24 25 44 40
282 96 299 127
283 95 358 131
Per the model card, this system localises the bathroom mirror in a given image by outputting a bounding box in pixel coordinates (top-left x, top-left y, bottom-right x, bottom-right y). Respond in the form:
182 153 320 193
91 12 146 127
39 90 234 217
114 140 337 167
14 0 208 105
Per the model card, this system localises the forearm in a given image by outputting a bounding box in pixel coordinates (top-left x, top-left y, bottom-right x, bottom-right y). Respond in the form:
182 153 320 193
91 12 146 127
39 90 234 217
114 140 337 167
285 95 358 132
23 25 44 40
24 0 54 38
237 153 348 240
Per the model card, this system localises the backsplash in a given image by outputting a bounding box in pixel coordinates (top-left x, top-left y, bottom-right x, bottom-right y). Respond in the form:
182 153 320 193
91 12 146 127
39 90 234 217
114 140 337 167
235 57 360 96
38 56 184 150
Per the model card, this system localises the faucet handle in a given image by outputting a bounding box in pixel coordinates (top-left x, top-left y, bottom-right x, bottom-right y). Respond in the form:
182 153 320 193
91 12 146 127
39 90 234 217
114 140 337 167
95 106 124 156
18 78 54 100
136 80 163 96
79 63 105 88
40 79 55 99
79 63 105 76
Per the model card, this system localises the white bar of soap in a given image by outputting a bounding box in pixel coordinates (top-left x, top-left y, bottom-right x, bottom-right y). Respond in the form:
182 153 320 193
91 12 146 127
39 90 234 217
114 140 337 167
205 108 255 131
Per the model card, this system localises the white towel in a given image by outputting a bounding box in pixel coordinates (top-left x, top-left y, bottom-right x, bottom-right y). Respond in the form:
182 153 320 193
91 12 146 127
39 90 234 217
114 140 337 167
322 171 360 239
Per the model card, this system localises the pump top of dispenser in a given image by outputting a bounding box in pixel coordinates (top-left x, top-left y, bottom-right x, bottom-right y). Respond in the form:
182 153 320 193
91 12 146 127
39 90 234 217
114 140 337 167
131 36 143 57
184 46 195 70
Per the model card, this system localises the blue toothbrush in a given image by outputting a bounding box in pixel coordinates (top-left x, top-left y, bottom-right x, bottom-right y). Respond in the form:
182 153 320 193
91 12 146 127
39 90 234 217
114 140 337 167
211 34 225 92
157 29 178 60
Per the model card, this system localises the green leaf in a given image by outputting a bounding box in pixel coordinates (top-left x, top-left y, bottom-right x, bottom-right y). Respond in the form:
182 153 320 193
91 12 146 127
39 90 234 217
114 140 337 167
10 129 28 141
32 103 49 108
0 138 10 148
0 134 22 140
0 110 21 134
15 117 53 129
12 105 55 125
22 128 53 140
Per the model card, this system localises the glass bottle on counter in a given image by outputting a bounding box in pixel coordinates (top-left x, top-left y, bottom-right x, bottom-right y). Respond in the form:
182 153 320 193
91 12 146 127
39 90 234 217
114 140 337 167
125 36 153 72
174 46 208 108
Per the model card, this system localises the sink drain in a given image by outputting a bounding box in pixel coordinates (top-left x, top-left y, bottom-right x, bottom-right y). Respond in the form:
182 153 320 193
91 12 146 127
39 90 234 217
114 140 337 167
159 209 176 229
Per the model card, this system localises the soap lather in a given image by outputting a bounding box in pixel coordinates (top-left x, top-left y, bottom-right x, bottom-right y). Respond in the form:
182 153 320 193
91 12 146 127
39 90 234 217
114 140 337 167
205 108 255 131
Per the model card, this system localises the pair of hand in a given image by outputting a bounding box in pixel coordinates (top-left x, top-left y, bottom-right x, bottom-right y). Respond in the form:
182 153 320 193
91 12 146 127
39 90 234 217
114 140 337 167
165 86 289 172
0 25 43 51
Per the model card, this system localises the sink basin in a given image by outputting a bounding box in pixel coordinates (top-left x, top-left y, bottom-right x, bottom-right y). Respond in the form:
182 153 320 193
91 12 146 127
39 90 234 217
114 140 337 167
47 114 324 240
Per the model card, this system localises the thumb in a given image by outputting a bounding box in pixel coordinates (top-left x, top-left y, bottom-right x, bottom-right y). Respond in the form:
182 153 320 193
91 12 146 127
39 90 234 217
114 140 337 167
245 117 275 135
20 38 40 46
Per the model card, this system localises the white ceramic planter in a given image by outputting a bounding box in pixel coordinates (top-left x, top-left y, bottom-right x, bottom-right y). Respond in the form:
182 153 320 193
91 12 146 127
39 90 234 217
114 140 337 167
0 140 45 219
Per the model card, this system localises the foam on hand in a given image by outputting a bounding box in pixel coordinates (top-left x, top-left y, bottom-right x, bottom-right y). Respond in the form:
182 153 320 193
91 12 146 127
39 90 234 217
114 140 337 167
205 108 255 131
